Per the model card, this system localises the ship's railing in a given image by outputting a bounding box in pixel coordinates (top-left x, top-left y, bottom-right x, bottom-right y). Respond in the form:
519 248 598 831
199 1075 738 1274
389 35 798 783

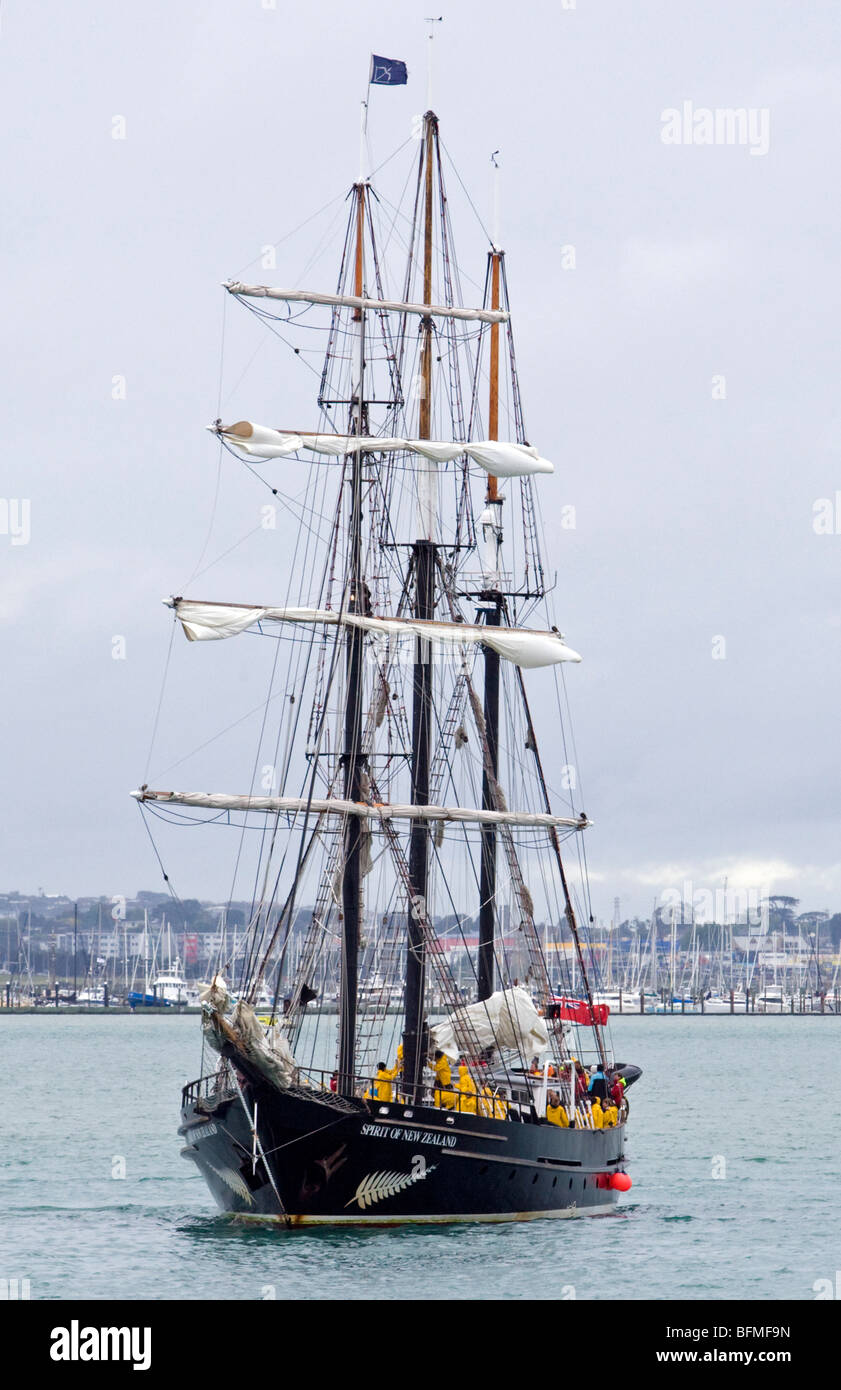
182 1070 237 1107
182 1062 626 1127
297 1065 516 1119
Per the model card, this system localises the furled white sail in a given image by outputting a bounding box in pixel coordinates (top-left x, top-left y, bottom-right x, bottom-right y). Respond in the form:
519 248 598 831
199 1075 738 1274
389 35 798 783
202 986 298 1089
212 421 553 477
131 787 590 830
224 282 509 324
166 598 581 668
430 987 550 1061
212 421 304 458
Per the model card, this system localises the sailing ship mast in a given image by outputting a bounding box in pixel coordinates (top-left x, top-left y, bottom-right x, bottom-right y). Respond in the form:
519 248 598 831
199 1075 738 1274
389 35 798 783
404 110 438 1104
477 190 503 1004
338 179 367 1091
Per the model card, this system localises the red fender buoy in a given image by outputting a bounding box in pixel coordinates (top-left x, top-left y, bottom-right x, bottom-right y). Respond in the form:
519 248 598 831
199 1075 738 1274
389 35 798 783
610 1171 632 1192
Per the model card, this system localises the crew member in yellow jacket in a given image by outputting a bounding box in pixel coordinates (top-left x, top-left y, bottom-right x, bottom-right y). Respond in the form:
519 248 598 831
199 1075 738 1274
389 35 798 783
433 1050 455 1108
478 1083 509 1119
603 1101 619 1127
374 1060 400 1103
590 1096 605 1129
545 1090 570 1127
455 1062 478 1113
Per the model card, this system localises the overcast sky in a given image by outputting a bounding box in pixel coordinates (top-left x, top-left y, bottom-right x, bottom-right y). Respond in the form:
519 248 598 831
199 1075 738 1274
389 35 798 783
2 0 840 921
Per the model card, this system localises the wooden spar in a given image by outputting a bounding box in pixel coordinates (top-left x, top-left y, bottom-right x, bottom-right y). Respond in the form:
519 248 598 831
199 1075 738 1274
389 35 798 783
225 283 509 323
131 788 590 829
404 110 438 1102
478 248 502 1002
352 182 365 321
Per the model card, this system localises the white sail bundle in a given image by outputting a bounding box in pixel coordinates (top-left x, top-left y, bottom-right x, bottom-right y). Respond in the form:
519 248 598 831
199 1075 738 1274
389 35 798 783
201 981 298 1089
166 598 581 669
224 282 510 324
430 987 550 1062
212 420 553 478
131 787 590 831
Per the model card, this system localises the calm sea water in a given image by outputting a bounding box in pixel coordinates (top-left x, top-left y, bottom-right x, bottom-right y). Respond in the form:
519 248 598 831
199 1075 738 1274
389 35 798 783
2 1014 837 1301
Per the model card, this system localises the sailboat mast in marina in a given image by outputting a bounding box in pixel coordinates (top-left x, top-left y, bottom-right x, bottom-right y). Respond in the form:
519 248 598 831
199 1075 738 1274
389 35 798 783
134 87 641 1224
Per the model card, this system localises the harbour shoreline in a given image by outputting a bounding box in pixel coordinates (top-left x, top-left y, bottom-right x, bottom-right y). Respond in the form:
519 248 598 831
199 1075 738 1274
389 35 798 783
1 1005 838 1018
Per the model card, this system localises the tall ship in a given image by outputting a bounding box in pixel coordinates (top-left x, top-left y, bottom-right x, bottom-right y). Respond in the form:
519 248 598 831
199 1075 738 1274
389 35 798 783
134 84 640 1225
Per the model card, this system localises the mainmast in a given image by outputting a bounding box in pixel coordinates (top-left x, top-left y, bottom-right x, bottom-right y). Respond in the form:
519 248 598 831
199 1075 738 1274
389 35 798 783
338 180 368 1090
477 243 503 1001
403 111 438 1101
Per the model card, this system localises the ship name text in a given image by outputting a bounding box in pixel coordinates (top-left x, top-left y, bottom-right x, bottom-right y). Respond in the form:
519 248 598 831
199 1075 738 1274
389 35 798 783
361 1122 457 1148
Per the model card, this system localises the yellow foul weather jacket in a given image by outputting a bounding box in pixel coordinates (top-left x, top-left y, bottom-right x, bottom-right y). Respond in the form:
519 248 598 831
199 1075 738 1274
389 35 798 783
375 1064 399 1103
456 1066 478 1114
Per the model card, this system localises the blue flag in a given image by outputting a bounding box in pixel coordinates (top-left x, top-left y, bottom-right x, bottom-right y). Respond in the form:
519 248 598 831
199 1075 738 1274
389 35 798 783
369 55 408 87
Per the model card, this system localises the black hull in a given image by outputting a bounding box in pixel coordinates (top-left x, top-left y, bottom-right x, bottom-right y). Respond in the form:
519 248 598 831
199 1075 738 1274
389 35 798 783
180 1066 629 1227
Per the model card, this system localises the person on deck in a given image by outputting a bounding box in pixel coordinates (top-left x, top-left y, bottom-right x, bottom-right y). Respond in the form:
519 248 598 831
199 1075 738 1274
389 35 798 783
556 1065 576 1125
433 1049 451 1087
603 1099 619 1127
374 1060 399 1103
456 1061 478 1114
433 1050 454 1108
590 1096 605 1129
609 1073 625 1108
478 1083 508 1119
490 1087 509 1119
546 1090 569 1127
587 1062 608 1101
573 1060 589 1103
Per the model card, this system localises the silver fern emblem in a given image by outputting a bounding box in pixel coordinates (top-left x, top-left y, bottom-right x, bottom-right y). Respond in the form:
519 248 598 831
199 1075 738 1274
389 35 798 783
346 1164 436 1210
206 1160 255 1205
